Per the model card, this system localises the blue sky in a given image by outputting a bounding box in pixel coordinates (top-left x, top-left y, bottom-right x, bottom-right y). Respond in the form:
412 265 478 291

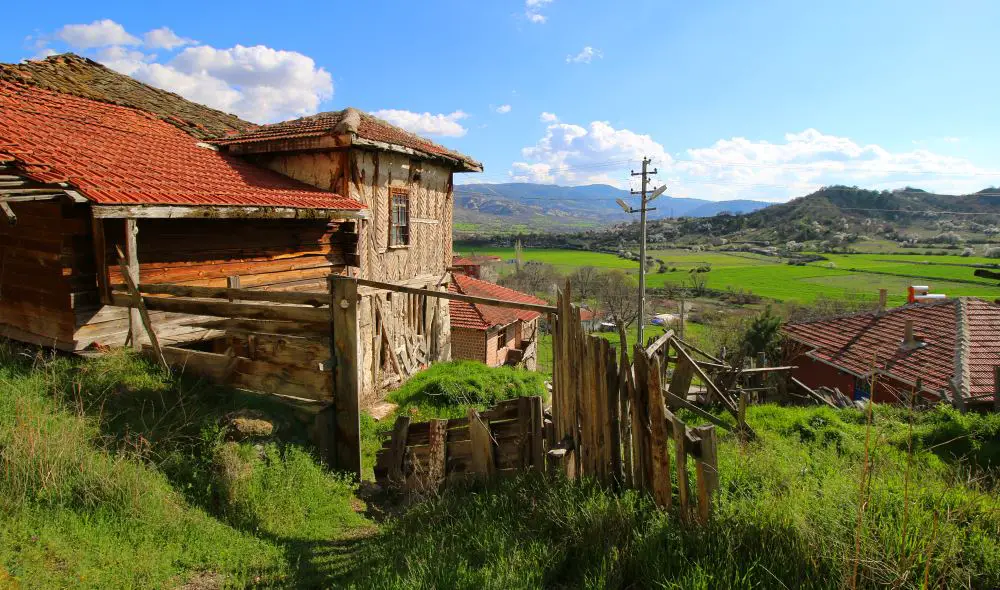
5 0 1000 201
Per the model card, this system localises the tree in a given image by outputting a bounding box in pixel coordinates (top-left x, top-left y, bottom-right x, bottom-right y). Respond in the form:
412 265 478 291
594 269 638 330
687 272 708 296
500 263 560 296
568 266 599 300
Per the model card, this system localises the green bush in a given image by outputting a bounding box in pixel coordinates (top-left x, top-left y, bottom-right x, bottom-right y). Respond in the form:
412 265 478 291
387 360 547 419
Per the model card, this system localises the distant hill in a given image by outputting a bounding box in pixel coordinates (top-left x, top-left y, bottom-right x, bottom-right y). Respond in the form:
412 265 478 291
582 185 1000 247
453 183 770 234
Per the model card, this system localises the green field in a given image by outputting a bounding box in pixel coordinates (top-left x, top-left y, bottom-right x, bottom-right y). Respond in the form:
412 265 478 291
459 247 1000 305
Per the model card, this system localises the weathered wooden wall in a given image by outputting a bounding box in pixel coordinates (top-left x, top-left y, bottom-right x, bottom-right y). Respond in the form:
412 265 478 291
0 200 87 348
75 217 356 350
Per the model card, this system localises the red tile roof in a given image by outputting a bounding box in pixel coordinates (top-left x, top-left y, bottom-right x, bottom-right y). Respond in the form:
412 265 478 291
449 274 547 331
0 79 365 211
213 108 482 171
783 297 1000 404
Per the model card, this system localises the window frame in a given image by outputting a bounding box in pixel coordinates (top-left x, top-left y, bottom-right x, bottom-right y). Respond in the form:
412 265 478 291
389 187 411 248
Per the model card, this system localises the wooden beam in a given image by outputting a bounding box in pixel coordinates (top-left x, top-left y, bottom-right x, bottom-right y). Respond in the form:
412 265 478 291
739 365 796 374
644 329 674 357
663 390 737 433
0 201 15 226
340 275 557 315
110 293 330 323
694 425 719 524
387 415 411 485
674 337 725 365
115 246 167 370
124 219 141 349
0 193 63 202
92 204 367 220
329 276 361 479
131 282 329 307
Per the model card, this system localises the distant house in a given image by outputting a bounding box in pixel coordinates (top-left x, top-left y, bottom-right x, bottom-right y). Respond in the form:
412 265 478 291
580 308 601 332
450 255 501 279
449 274 546 370
783 298 1000 409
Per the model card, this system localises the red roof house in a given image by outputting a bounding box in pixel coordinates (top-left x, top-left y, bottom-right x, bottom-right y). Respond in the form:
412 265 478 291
783 298 1000 408
449 274 547 369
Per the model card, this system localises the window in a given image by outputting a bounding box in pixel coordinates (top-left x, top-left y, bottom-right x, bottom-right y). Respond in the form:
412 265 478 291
390 188 410 247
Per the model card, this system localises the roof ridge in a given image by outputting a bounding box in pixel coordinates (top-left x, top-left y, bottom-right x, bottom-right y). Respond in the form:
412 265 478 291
952 297 972 403
786 297 962 327
452 275 490 327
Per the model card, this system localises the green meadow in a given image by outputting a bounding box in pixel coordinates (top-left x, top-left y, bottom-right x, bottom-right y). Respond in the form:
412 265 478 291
459 246 1000 305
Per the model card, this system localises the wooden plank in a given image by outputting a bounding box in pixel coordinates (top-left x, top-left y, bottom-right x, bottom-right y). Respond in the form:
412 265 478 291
343 275 556 315
667 345 696 406
110 293 330 323
468 407 495 476
115 246 167 370
529 395 545 472
694 425 719 524
330 276 361 478
791 377 837 409
422 419 448 491
674 339 751 438
91 204 366 220
647 355 673 508
606 338 623 486
91 215 112 305
132 282 330 307
673 336 725 364
387 415 411 486
672 415 690 520
124 219 141 349
632 344 654 491
181 318 329 337
619 340 634 488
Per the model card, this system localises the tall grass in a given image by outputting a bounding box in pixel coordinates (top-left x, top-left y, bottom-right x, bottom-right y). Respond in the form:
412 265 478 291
0 341 369 588
346 404 1000 589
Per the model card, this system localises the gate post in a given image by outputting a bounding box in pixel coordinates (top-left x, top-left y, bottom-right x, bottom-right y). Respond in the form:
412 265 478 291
329 275 361 478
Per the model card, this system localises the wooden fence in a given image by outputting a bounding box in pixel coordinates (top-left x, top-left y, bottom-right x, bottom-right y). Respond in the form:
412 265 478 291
374 396 546 490
550 284 721 521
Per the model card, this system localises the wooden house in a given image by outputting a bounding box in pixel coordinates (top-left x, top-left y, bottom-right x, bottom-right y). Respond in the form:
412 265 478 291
448 274 545 370
0 54 482 409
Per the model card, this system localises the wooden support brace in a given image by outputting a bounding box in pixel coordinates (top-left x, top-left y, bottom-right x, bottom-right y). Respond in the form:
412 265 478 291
672 415 690 520
0 200 16 226
387 415 411 485
115 246 167 370
329 276 362 478
694 425 719 525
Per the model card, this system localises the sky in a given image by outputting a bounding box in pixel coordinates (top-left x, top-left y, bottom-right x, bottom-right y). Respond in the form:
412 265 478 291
4 0 1000 202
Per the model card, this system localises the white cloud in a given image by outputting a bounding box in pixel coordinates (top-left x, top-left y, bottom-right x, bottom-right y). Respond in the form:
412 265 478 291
566 46 602 64
56 19 140 49
143 27 194 50
372 109 469 137
539 112 559 123
496 104 512 114
27 20 334 123
511 120 670 187
510 122 999 200
525 0 553 23
942 136 960 143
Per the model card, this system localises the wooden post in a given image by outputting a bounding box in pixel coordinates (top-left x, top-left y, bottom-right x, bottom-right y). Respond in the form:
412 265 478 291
606 339 623 486
91 215 112 304
647 355 673 509
672 415 690 520
387 415 411 485
738 389 748 441
694 425 719 525
227 275 241 303
329 276 361 478
619 344 634 488
468 407 496 476
424 419 448 491
124 218 141 349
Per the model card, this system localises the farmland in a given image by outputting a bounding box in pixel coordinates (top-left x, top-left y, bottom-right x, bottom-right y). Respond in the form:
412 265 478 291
458 246 1000 305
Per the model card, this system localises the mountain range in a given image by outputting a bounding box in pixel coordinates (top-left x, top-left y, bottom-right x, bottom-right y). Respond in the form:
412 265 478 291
453 183 770 234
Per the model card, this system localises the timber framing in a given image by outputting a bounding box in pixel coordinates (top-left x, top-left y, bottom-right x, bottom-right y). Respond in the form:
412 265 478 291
92 204 368 220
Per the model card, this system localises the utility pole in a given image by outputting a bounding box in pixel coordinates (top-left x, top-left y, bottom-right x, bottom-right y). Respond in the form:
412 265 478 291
615 157 662 346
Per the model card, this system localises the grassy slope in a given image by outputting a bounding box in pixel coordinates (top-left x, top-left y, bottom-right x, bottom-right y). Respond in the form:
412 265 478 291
0 343 369 589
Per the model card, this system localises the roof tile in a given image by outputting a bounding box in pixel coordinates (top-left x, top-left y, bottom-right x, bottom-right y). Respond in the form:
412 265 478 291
449 274 547 330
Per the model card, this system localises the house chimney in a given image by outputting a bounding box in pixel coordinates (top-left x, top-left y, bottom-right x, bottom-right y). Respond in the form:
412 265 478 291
878 289 887 314
901 319 922 351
